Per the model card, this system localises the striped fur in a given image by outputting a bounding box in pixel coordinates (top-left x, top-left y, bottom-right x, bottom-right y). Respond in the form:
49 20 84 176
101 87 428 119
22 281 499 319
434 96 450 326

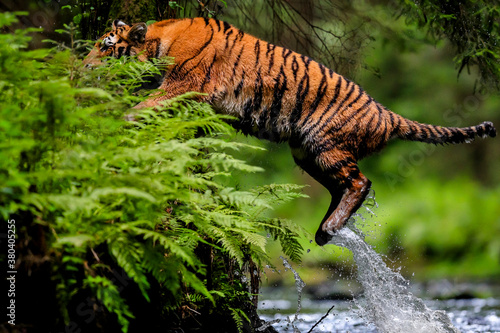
85 18 497 246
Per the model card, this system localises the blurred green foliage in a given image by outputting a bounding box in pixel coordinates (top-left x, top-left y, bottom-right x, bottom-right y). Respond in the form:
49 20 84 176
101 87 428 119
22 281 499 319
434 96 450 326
224 2 500 282
399 0 500 91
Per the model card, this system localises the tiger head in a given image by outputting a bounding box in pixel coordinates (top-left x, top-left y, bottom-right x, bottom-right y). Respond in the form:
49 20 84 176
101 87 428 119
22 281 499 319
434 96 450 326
84 20 147 67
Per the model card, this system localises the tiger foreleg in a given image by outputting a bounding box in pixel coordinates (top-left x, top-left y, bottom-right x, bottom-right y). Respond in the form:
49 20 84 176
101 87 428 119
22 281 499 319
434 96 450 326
126 79 205 120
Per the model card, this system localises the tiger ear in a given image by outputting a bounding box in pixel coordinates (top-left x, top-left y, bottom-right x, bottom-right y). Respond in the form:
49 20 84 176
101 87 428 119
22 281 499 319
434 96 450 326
128 23 147 44
112 19 127 30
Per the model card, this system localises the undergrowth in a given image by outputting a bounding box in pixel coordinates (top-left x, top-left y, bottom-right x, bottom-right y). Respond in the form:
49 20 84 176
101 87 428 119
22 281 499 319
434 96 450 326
0 12 306 332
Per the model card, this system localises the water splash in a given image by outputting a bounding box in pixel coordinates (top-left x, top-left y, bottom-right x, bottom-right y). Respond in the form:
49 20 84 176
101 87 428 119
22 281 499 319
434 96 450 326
328 224 460 333
259 189 460 332
257 257 306 332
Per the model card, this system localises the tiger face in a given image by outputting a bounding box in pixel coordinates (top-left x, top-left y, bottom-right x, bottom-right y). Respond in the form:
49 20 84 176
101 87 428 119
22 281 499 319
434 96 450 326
84 20 147 67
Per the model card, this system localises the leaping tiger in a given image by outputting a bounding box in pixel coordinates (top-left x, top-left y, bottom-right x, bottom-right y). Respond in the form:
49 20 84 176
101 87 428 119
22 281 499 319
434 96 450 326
84 18 497 246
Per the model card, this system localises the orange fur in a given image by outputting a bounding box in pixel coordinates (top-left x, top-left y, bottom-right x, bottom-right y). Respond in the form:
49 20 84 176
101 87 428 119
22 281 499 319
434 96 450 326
86 18 497 245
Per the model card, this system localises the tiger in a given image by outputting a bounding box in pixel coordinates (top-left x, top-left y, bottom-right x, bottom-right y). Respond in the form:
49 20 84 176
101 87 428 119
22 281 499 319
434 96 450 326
84 18 497 246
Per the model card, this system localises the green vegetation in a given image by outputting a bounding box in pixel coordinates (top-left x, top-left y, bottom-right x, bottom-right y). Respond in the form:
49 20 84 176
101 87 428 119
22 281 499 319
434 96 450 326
0 13 306 332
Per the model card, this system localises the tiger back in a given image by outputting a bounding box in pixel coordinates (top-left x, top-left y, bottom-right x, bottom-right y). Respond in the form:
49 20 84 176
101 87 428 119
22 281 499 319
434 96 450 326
85 18 496 246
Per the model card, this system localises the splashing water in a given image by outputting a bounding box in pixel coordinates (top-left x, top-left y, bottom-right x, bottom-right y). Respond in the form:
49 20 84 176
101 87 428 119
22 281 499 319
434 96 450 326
259 189 461 332
328 223 460 333
257 256 306 332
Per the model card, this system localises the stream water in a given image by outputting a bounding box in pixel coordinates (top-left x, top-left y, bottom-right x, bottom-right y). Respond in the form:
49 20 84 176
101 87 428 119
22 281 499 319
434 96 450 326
257 200 500 332
258 295 500 332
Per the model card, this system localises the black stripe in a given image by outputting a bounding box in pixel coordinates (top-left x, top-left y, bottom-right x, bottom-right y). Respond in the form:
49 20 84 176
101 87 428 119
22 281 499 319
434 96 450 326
224 30 234 49
420 125 433 140
375 119 389 150
388 111 397 136
117 46 125 57
223 21 231 33
314 79 356 136
434 126 445 138
175 24 215 74
200 53 217 90
237 29 245 40
234 71 245 98
164 34 182 57
375 104 384 131
306 75 343 136
318 63 326 75
233 46 245 76
300 55 312 70
283 48 293 66
321 156 356 174
328 68 334 78
229 30 244 54
267 43 276 73
217 20 223 32
203 17 210 26
254 40 260 67
445 127 455 138
253 70 264 115
291 56 299 81
358 111 378 157
269 65 288 130
154 39 161 58
238 70 264 134
171 54 206 80
258 107 270 132
407 122 419 139
240 98 254 133
328 97 373 135
449 129 465 143
300 71 328 127
266 43 276 57
289 72 310 129
124 45 132 56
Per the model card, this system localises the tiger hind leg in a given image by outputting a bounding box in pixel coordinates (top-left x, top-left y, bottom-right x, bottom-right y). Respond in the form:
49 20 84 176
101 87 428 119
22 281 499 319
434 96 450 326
315 164 372 245
292 148 372 245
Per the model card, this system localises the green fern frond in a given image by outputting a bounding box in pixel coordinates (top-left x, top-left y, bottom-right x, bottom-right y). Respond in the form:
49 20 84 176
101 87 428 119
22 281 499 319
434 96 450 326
179 266 215 305
119 225 201 270
108 236 150 302
228 229 267 253
84 275 134 333
230 307 251 333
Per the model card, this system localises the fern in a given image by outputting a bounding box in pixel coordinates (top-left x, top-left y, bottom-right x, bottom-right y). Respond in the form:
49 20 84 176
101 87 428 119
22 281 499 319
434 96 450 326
0 14 308 332
84 275 135 332
108 236 151 302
